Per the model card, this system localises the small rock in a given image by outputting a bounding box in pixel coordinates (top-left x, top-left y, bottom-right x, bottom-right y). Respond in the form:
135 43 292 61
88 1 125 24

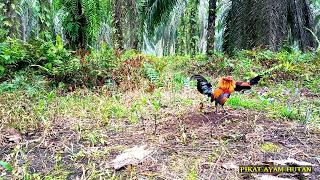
222 162 238 170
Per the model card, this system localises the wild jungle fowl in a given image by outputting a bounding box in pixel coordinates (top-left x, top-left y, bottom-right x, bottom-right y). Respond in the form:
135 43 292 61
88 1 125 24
191 75 262 113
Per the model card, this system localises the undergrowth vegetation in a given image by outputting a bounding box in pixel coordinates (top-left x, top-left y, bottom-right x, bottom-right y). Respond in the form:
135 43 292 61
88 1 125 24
0 37 320 132
0 38 320 179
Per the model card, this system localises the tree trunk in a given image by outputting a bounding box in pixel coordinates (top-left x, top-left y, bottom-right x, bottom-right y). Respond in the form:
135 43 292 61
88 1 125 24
288 0 316 51
4 0 16 38
126 0 139 50
39 0 48 32
113 0 124 50
177 11 187 55
77 0 85 48
63 0 85 49
224 0 315 53
207 0 217 55
189 0 199 55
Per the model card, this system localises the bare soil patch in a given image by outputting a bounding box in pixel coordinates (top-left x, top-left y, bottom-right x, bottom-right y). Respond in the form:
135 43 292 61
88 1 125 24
1 109 320 179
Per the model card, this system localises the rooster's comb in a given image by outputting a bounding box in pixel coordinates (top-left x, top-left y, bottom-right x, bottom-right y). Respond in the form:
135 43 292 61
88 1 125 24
221 76 234 81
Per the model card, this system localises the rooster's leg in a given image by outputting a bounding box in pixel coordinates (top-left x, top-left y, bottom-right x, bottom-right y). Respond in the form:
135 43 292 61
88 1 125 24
215 101 218 113
207 97 210 109
222 106 228 114
199 102 204 112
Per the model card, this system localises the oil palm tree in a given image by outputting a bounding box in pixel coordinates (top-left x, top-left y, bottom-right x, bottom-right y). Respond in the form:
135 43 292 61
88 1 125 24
4 0 18 38
223 0 316 53
62 0 86 48
125 0 139 49
141 0 182 36
207 0 217 55
113 0 123 50
112 0 181 51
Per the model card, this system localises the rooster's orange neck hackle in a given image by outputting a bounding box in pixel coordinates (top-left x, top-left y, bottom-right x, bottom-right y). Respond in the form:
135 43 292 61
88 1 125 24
218 76 236 93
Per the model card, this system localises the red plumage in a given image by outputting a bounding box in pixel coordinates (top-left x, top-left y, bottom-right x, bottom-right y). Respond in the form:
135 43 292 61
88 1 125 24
191 75 262 113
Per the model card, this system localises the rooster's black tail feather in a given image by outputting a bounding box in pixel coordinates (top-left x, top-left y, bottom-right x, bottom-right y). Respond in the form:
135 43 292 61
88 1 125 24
191 75 212 97
249 75 262 86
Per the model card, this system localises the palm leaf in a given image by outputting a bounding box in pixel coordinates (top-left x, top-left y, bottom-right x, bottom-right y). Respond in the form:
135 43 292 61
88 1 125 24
141 0 183 36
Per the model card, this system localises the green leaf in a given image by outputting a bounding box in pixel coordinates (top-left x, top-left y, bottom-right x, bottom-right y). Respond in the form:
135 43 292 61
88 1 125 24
1 55 10 61
151 99 161 111
0 65 5 75
45 63 53 70
3 21 11 27
53 60 63 65
46 91 56 102
143 0 180 36
55 35 64 49
0 161 13 172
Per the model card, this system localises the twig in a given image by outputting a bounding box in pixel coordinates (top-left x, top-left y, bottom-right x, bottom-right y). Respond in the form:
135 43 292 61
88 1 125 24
305 27 320 50
154 114 157 135
81 165 86 180
199 113 210 124
218 114 229 122
209 149 224 179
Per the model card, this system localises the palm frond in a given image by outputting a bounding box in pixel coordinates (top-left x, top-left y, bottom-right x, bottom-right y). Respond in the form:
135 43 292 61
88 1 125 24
141 0 183 36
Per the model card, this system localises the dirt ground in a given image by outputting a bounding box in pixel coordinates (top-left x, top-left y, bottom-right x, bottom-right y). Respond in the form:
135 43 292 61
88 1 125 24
1 108 320 179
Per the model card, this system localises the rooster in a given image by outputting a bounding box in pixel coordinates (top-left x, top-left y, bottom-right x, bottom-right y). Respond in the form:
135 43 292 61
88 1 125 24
191 75 262 113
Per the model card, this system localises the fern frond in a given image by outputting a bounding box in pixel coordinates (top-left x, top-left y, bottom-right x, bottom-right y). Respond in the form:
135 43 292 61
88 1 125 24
143 62 161 85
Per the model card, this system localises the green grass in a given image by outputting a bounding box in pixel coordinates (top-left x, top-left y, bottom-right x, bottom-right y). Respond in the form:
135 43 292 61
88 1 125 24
186 168 198 180
260 142 281 153
227 95 269 110
223 74 319 124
